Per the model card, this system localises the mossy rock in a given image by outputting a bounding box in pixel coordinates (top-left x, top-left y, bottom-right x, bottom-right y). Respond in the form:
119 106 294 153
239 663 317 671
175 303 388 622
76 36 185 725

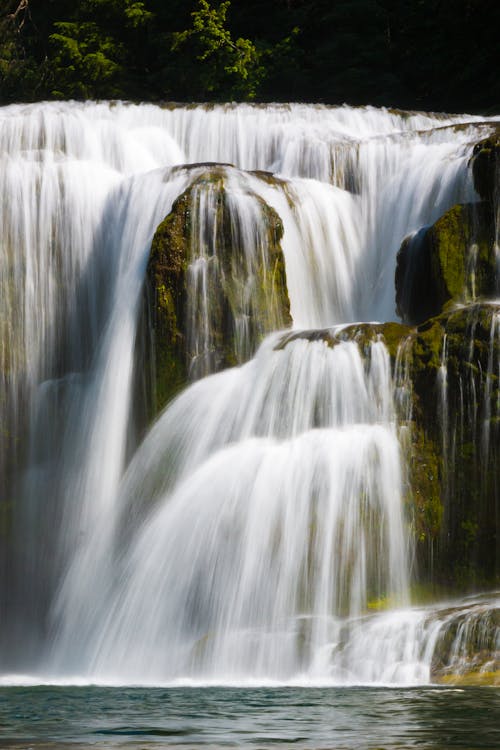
275 321 410 362
470 128 500 203
395 203 497 325
146 165 291 413
406 303 500 585
411 303 500 428
275 306 500 588
406 424 443 545
431 606 500 683
435 670 500 686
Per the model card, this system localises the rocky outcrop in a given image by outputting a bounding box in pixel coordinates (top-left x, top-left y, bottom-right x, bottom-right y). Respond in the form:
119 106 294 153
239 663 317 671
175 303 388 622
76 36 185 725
276 302 500 590
391 131 500 592
408 304 500 586
470 130 500 204
276 321 409 359
431 602 500 685
144 137 500 592
146 165 291 412
396 203 497 325
396 127 499 326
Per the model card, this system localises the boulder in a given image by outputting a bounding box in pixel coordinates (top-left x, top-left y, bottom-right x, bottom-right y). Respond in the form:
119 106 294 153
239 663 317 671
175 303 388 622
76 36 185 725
470 129 500 203
431 604 500 685
146 165 291 412
396 203 496 325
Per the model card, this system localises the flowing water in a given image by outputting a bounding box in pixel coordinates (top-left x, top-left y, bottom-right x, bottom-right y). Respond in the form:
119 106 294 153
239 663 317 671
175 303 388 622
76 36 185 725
0 101 499 745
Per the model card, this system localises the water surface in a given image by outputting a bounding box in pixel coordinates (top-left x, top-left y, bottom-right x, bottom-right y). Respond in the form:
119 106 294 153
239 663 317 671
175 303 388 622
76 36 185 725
0 686 498 749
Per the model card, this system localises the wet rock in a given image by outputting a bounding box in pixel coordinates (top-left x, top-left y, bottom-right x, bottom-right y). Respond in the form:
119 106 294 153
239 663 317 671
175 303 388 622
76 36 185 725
431 605 500 685
470 129 500 204
276 320 410 360
146 165 291 412
274 305 500 589
395 203 497 325
407 303 500 585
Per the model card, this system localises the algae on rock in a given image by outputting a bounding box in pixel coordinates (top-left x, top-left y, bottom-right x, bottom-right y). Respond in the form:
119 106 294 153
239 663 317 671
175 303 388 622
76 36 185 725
392 128 500 588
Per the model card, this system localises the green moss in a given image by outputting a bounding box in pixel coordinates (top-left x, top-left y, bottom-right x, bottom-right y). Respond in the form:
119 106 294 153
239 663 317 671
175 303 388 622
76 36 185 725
436 671 500 686
147 192 191 412
430 206 468 300
337 321 410 360
406 303 500 586
366 594 399 612
406 425 443 543
429 203 495 305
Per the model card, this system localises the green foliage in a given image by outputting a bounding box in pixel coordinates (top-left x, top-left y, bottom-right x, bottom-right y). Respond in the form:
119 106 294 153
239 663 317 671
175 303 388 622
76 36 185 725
49 21 124 98
0 0 498 110
171 1 264 100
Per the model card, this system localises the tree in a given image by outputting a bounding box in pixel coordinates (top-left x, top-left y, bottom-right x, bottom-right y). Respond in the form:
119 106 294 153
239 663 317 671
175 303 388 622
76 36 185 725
47 0 153 99
171 0 264 100
0 0 43 101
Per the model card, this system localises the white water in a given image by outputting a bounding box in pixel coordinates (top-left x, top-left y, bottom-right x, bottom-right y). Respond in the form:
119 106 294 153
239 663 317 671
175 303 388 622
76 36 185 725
0 101 499 683
178 166 290 377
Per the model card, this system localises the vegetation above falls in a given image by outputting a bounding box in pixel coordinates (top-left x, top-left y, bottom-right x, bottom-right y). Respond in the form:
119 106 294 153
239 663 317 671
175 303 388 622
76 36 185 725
1 0 499 113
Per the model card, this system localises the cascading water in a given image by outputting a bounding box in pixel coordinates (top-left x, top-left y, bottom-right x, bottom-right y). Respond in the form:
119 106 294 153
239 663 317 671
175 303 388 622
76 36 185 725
0 101 499 684
47 335 408 682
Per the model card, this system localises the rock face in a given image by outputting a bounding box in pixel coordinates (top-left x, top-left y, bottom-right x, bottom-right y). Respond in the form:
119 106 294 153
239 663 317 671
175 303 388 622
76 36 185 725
277 300 500 590
276 321 409 359
396 126 499 328
396 203 497 325
470 131 500 204
431 603 500 685
146 165 291 412
391 131 500 591
407 304 500 585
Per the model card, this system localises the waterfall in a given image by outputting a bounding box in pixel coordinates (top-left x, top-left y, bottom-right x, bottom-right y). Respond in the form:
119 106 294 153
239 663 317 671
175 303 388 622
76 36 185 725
46 335 407 681
0 101 499 683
